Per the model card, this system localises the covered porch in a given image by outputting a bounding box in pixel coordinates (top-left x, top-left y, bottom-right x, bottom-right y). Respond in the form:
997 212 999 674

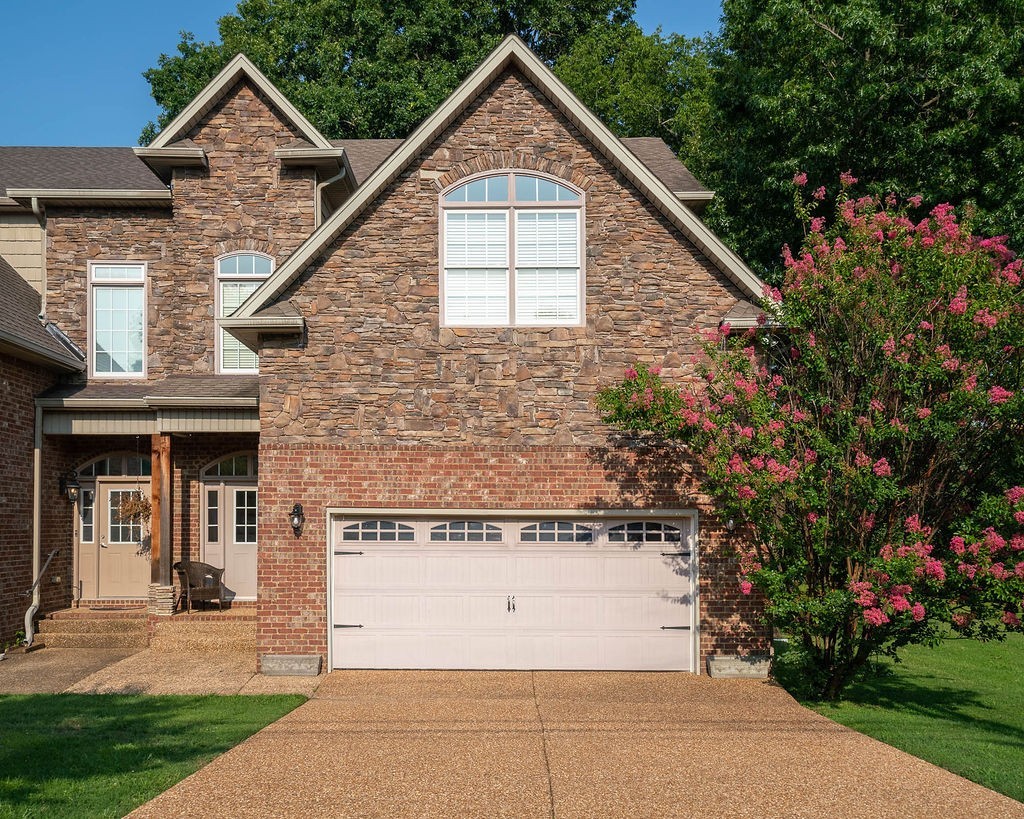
35 375 261 614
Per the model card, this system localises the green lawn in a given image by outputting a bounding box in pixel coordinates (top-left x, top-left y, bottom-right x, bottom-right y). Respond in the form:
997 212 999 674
781 634 1024 803
0 694 305 818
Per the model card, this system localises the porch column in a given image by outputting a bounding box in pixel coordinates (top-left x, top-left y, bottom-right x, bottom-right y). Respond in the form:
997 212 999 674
150 432 173 585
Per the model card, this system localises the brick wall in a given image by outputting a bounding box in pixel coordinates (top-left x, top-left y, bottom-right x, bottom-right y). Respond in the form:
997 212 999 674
45 79 316 379
257 443 771 668
0 352 58 641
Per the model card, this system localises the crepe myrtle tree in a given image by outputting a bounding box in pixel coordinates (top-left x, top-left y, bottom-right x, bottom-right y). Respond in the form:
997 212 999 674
598 176 1024 700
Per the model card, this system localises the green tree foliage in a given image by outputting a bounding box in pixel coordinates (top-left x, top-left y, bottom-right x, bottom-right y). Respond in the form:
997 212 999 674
598 181 1024 700
140 0 635 144
553 22 715 172
705 0 1024 280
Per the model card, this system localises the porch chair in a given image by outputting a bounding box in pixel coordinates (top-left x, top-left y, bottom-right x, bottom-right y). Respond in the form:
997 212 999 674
172 560 225 612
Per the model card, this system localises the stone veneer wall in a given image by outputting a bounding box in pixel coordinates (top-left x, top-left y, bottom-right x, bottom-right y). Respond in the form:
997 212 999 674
44 79 316 377
253 69 768 667
256 444 770 668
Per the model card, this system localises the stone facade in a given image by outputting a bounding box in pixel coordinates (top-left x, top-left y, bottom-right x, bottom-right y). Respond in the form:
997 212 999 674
254 70 770 668
45 80 316 378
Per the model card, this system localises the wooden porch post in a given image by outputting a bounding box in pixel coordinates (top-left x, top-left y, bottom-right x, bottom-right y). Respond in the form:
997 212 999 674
150 433 173 585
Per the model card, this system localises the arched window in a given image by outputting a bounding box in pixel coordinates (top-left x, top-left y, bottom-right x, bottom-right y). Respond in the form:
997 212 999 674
75 452 152 544
216 253 273 372
440 172 583 327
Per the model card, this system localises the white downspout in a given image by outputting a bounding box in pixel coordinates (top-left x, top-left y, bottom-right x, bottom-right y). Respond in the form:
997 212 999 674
314 165 348 227
24 405 43 646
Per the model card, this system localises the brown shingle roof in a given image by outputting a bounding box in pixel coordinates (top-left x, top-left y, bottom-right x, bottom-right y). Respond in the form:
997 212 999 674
38 375 260 404
0 254 84 370
0 147 165 197
331 139 404 186
620 137 707 192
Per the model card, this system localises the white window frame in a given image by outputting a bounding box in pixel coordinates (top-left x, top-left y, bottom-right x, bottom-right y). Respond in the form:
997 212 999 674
439 171 585 328
216 252 273 374
88 262 147 379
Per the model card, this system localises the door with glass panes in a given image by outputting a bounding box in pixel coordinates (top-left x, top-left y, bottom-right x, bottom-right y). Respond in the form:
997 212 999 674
202 482 258 600
95 479 151 598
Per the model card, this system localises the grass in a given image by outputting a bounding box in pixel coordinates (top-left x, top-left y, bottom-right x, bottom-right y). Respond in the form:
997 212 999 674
778 633 1024 803
0 694 305 818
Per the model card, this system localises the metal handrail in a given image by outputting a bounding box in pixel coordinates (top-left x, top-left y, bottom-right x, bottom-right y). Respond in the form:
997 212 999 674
24 548 60 597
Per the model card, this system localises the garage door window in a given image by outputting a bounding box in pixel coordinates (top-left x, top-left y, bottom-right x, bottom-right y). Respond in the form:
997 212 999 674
429 520 503 542
342 520 415 542
519 521 593 543
608 521 683 543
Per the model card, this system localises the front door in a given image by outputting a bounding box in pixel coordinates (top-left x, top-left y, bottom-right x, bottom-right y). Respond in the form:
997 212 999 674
95 479 151 598
202 483 258 600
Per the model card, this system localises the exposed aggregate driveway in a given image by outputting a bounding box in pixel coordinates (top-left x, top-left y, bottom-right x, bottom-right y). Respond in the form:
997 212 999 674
130 671 1024 818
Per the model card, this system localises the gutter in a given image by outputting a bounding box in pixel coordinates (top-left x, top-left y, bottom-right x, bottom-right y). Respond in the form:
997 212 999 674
314 161 349 227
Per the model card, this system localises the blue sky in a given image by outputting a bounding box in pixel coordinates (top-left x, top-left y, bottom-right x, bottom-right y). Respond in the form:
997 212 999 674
0 1 722 146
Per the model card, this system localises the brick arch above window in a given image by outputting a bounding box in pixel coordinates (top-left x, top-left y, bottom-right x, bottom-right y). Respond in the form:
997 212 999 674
435 155 594 194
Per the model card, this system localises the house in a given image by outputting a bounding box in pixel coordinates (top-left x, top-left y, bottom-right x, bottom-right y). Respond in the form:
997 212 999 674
0 36 769 673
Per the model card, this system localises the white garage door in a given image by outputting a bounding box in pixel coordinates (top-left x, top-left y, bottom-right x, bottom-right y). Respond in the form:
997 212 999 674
329 517 697 671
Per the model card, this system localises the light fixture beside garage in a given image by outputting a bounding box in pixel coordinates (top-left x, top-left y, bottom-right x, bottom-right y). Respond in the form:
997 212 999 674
289 503 305 536
726 518 736 533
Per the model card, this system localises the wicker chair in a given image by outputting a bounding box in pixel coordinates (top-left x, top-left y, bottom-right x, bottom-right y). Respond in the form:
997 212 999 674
173 560 225 612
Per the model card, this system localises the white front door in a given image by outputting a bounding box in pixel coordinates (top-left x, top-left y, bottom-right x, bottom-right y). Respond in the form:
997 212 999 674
95 479 151 598
202 483 258 600
330 517 697 671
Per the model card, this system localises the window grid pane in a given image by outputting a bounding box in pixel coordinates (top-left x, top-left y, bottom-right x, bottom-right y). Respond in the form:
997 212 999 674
207 489 219 543
430 521 503 542
109 490 144 543
233 489 257 544
341 520 416 542
81 489 95 543
607 521 683 543
93 285 144 374
221 281 262 371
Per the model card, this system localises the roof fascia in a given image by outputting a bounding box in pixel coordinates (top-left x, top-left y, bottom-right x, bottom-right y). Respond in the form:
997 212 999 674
235 35 765 318
7 188 171 205
0 331 86 372
148 53 333 150
133 146 208 182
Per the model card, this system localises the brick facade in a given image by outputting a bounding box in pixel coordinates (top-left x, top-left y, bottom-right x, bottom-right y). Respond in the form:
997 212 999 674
0 352 60 642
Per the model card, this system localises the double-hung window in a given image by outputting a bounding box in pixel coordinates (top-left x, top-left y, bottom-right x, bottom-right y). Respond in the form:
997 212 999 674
217 253 273 373
441 172 583 327
90 263 146 377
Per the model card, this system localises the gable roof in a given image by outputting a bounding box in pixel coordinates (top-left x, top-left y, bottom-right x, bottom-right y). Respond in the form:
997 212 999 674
0 254 85 371
234 36 764 321
148 53 334 150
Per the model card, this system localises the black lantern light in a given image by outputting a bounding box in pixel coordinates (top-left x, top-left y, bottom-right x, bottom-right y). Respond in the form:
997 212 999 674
725 518 736 533
59 471 81 504
289 503 305 536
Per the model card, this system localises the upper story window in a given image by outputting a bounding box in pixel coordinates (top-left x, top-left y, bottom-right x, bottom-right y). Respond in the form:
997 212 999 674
89 263 146 378
441 172 584 327
217 253 273 373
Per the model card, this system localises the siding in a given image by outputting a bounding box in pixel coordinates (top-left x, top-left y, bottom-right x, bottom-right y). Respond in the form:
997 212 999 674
0 212 44 293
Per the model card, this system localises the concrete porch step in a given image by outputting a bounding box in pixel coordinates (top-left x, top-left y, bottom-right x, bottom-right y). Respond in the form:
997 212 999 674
47 608 146 620
38 617 146 634
149 617 256 655
38 607 149 650
40 631 149 650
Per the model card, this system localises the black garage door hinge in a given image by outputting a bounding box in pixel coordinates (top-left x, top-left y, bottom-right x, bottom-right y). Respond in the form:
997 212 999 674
333 624 364 629
660 551 691 557
333 550 365 556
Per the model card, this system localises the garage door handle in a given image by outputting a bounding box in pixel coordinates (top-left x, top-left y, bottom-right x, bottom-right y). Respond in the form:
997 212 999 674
333 550 365 556
660 625 691 630
333 623 364 629
660 551 691 557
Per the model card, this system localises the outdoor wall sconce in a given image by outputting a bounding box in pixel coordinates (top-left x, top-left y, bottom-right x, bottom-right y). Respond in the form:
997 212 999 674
59 471 81 504
289 503 305 536
726 518 736 533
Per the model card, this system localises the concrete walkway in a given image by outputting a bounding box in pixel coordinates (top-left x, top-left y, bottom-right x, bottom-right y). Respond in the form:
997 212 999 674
128 670 1024 819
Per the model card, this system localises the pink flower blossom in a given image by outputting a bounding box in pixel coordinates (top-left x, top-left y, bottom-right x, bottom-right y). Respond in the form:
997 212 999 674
918 321 933 331
840 171 858 187
972 308 1000 329
958 562 977 579
907 195 923 208
807 332 816 348
740 580 753 595
855 451 872 468
624 367 638 379
916 407 932 419
891 595 911 613
905 515 924 534
911 602 926 622
1006 486 1024 505
983 528 1006 552
948 286 968 315
882 336 896 356
869 399 884 413
649 365 662 376
810 216 826 234
813 185 826 201
1002 611 1021 628
737 485 757 501
1015 511 1024 525
863 607 889 627
873 458 892 477
923 558 946 581
989 386 1015 405
793 172 808 187
807 512 818 524
950 536 966 556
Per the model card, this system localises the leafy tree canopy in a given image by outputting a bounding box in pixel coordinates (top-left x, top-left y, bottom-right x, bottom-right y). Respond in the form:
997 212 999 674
704 0 1024 280
140 0 635 144
599 180 1024 700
